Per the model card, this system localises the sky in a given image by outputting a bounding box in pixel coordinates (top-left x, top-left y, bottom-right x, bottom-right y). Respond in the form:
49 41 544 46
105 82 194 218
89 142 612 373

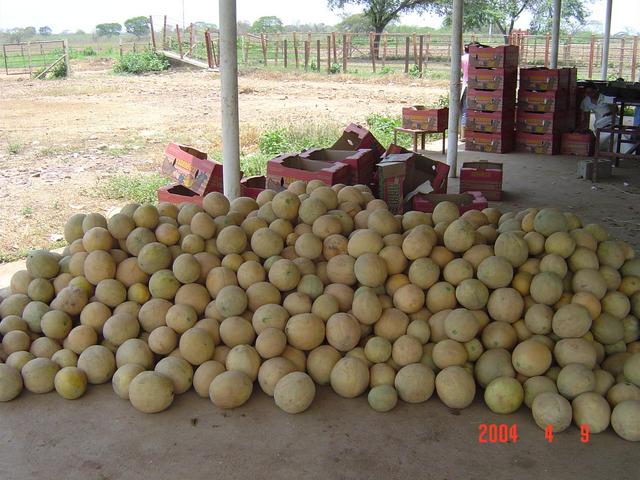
0 0 637 34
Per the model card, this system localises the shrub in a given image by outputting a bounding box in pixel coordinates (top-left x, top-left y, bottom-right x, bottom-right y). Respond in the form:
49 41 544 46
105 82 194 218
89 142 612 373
114 51 169 74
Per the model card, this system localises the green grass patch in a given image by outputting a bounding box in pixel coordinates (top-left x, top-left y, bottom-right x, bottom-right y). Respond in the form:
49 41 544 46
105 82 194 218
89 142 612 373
366 113 442 150
0 239 67 264
114 51 169 74
7 142 22 155
258 122 342 156
99 173 169 204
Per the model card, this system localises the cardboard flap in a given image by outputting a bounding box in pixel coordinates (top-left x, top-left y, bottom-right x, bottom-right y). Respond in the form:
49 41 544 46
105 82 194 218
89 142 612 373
162 143 224 195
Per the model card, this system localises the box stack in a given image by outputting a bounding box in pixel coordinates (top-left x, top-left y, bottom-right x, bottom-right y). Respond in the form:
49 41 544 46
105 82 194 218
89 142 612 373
515 67 578 155
465 45 519 154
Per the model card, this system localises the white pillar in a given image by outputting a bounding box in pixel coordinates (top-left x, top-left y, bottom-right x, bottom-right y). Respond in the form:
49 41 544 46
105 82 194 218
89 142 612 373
446 0 463 178
550 0 561 68
601 0 613 80
219 0 241 200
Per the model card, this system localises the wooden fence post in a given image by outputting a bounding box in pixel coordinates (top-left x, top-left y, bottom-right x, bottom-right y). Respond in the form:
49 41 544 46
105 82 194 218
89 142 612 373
404 36 410 73
412 32 417 64
284 39 288 68
175 25 183 58
342 34 348 73
332 32 337 64
188 23 193 57
631 36 638 82
119 37 123 58
369 33 376 72
261 34 267 65
418 34 424 76
327 35 331 72
204 30 214 68
162 16 167 49
544 33 550 68
293 33 299 68
619 37 625 77
316 39 321 72
275 33 280 64
382 33 387 67
243 34 249 63
425 34 431 68
304 40 309 70
149 16 156 50
588 34 595 78
63 39 70 77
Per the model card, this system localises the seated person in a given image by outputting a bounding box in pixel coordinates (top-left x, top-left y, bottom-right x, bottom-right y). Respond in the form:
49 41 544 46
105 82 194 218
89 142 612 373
580 82 618 149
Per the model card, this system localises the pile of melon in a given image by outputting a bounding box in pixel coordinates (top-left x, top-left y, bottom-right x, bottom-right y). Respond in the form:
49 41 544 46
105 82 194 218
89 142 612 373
1 180 639 441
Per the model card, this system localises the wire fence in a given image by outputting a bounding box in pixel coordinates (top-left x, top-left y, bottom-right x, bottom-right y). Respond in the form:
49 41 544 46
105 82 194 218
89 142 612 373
151 14 639 81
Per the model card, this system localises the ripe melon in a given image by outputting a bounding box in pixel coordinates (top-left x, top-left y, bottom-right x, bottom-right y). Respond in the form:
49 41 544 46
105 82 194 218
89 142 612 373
487 288 524 323
552 303 592 338
484 376 524 414
572 392 611 434
444 309 479 342
393 284 425 314
285 313 325 351
103 313 140 346
532 392 572 432
533 208 568 236
572 268 607 300
54 367 87 400
477 256 514 289
442 219 475 253
394 363 435 403
524 376 558 408
474 349 516 388
512 339 552 376
530 272 563 306
129 371 174 413
435 365 476 409
494 232 529 267
77 345 116 384
0 364 24 401
432 202 459 224
374 308 409 342
330 357 369 398
268 259 301 291
274 371 316 414
557 363 596 399
611 400 640 441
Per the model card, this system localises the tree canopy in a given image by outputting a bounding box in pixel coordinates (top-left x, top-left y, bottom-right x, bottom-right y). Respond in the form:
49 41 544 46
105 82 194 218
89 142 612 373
250 16 284 34
38 26 52 36
124 17 149 38
335 13 374 33
328 0 439 33
96 23 122 37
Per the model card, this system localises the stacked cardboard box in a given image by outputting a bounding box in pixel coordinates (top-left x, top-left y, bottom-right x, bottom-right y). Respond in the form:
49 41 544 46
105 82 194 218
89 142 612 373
515 67 578 155
465 45 519 154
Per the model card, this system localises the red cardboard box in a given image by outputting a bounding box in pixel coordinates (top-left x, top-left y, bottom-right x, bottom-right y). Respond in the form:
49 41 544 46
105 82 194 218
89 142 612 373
459 161 504 200
332 123 385 159
469 45 519 69
300 148 376 185
518 90 567 113
240 175 266 199
516 110 565 134
465 130 514 154
412 191 488 214
467 89 516 112
466 110 515 133
519 68 570 91
561 131 595 156
157 183 204 206
515 132 560 155
468 67 517 91
161 143 225 195
379 148 449 194
266 154 350 190
401 106 449 131
377 159 406 214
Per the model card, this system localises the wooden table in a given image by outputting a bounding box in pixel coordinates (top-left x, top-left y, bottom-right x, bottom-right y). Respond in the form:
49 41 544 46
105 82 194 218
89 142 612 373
593 124 640 182
393 127 446 154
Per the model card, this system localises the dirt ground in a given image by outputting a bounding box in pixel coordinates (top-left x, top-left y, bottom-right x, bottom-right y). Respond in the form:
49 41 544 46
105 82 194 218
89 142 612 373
0 58 447 260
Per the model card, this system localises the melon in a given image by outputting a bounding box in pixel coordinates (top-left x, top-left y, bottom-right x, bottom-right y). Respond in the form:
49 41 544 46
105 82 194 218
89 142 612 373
285 313 325 351
524 376 558 408
394 363 435 403
534 208 568 236
435 365 476 409
274 371 316 414
532 392 572 432
484 376 524 414
155 356 193 394
557 363 596 399
477 256 514 289
367 384 398 412
443 219 475 253
494 232 529 267
512 339 552 376
572 392 611 434
0 364 23 401
112 363 146 399
330 357 369 398
54 367 87 400
77 345 116 384
21 358 59 393
129 371 174 413
611 400 640 441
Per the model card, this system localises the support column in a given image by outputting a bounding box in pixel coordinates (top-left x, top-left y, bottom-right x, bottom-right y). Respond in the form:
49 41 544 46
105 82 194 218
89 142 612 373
601 0 613 80
446 0 463 178
550 0 561 68
219 0 241 199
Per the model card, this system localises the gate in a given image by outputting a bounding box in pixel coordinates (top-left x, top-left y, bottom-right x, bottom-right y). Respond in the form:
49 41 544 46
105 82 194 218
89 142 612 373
2 40 68 76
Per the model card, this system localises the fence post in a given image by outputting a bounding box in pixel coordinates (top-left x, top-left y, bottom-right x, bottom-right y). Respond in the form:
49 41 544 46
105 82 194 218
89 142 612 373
544 33 550 68
327 35 331 72
316 39 321 73
205 30 214 68
133 43 137 53
412 32 417 64
284 39 288 68
342 34 348 73
119 37 123 58
424 34 431 68
149 16 156 50
304 40 309 70
619 37 625 77
188 23 193 57
418 34 424 77
243 34 248 63
275 33 280 64
63 39 70 77
293 33 299 68
332 32 337 64
368 33 375 72
162 15 167 49
382 32 387 67
565 34 572 65
631 36 638 82
588 34 595 78
175 25 183 58
261 34 267 65
404 36 410 73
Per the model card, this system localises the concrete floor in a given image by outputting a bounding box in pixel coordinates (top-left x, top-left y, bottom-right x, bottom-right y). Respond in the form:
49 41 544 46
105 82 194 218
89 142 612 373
1 149 639 479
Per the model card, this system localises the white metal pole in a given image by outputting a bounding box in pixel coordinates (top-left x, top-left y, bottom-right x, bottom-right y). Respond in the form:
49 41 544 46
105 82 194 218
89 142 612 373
601 0 612 80
220 0 241 199
550 0 561 68
446 0 463 178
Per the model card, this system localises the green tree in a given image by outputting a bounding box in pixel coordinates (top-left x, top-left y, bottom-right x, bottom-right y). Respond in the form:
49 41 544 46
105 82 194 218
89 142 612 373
250 16 284 33
8 27 36 43
96 23 122 37
328 1 440 55
335 13 374 32
528 0 591 34
124 16 150 38
38 26 52 36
